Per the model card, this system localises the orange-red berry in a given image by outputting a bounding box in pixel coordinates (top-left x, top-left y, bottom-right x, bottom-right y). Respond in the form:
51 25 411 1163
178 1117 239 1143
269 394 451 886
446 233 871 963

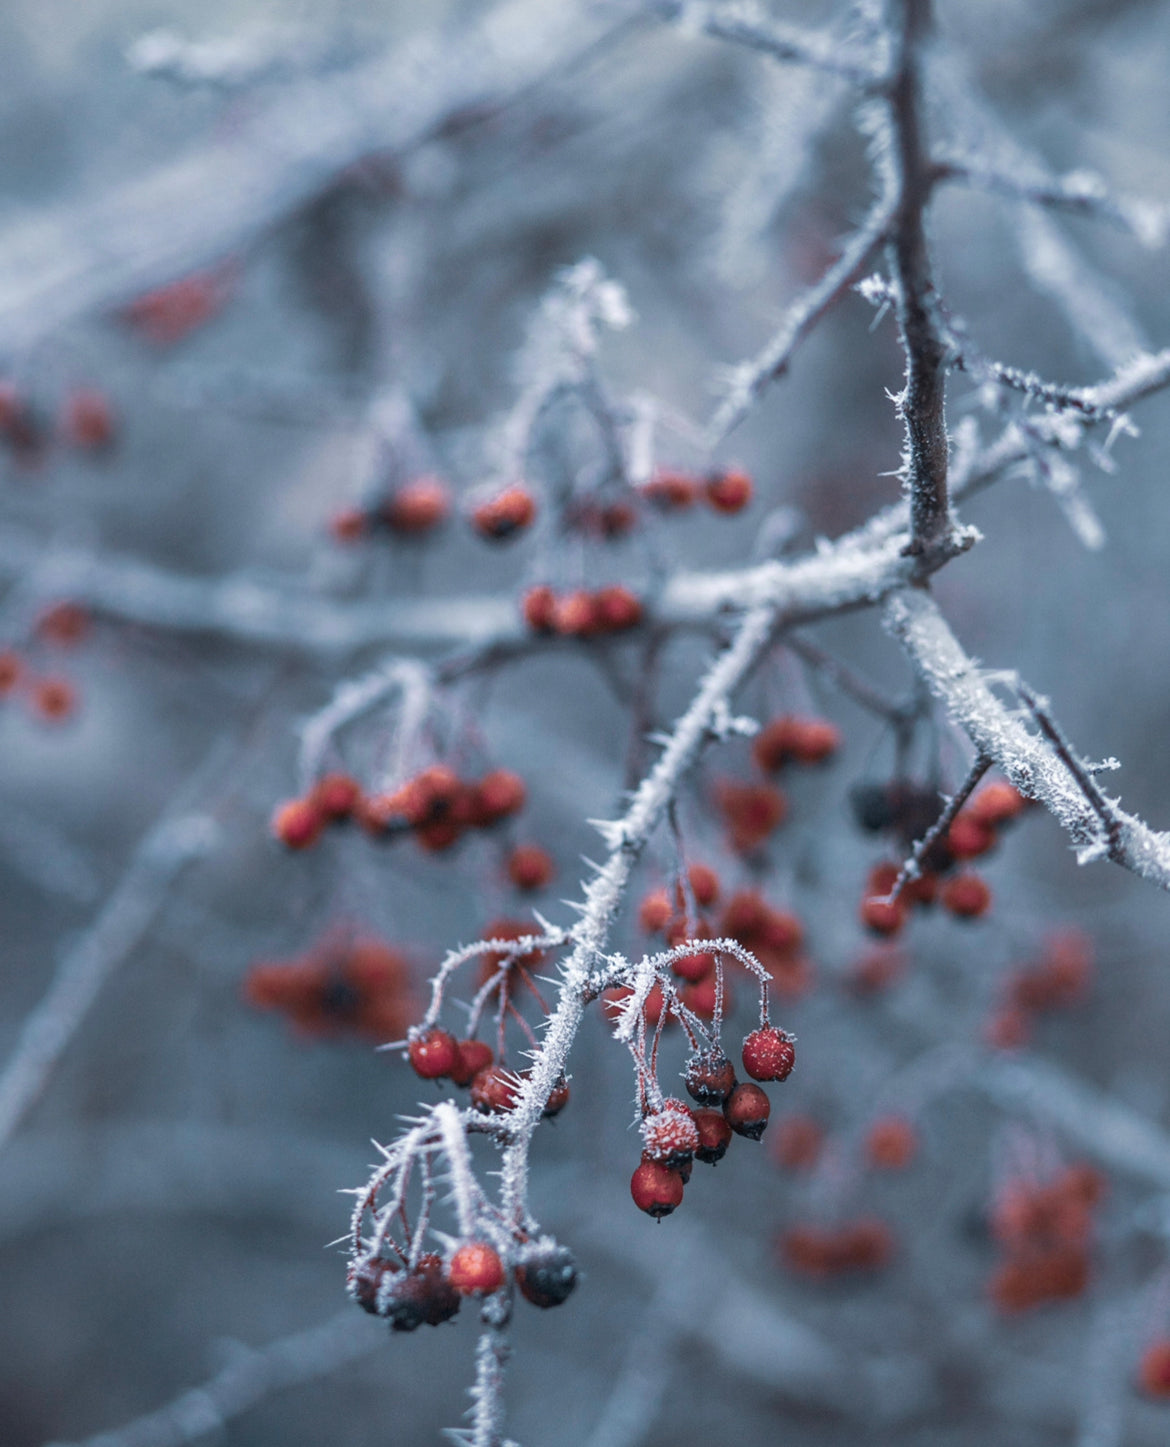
472 484 537 541
640 469 697 509
507 843 555 891
470 1065 520 1114
311 772 362 821
330 506 368 543
593 584 643 632
942 872 992 919
62 388 115 450
693 1108 733 1164
522 585 558 632
382 476 450 535
1139 1340 1170 1399
450 1038 494 1087
448 1242 505 1296
704 467 753 514
865 1115 917 1170
271 797 323 850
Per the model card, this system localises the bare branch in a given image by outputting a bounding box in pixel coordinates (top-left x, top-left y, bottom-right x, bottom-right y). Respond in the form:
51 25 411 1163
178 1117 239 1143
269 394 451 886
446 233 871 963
884 587 1170 890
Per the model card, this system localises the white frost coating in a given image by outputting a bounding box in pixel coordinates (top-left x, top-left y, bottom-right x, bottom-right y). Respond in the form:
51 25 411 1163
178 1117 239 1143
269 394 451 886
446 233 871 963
298 656 433 792
884 588 1170 891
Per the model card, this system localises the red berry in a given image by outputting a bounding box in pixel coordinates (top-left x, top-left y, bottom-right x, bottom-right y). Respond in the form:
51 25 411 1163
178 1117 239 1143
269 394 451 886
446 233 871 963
507 844 555 891
522 584 558 632
742 1026 796 1083
946 812 996 860
1139 1340 1170 1399
865 1115 917 1170
382 476 450 535
593 584 643 632
469 769 526 826
472 484 537 541
984 1006 1031 1051
36 601 90 647
687 864 720 907
860 894 905 937
752 716 801 772
470 1065 520 1113
772 1115 824 1170
684 1051 737 1106
630 1158 685 1218
693 1109 733 1164
787 717 842 766
408 1028 460 1080
704 467 753 513
30 676 77 722
715 779 787 854
271 798 323 850
680 972 722 1020
724 1082 770 1139
448 1242 505 1296
311 772 361 821
330 507 368 543
641 1103 700 1166
672 950 714 983
542 1075 571 1118
62 387 116 449
968 780 1027 827
450 1038 494 1087
638 888 672 934
0 650 22 694
551 589 600 637
640 468 697 509
942 872 992 919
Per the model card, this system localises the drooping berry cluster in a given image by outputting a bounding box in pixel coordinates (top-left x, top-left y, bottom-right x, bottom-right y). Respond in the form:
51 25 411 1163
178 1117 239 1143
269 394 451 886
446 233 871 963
271 765 527 854
987 1161 1104 1313
521 583 643 636
984 929 1093 1051
778 1217 895 1278
638 466 753 514
331 476 451 543
244 933 416 1040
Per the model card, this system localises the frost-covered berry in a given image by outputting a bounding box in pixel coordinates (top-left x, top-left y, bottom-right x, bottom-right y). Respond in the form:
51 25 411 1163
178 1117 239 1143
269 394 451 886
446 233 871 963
641 1102 699 1166
684 1051 737 1106
742 1026 796 1083
630 1158 685 1218
724 1082 770 1140
470 1065 520 1114
408 1028 460 1080
516 1243 578 1308
448 1242 505 1296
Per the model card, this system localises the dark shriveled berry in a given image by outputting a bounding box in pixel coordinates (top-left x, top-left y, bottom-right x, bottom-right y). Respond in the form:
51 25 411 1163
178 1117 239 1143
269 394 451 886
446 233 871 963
684 1052 737 1106
516 1243 578 1308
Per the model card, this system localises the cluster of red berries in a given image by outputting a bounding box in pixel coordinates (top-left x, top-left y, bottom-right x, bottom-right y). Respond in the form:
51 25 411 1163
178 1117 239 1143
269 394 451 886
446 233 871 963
331 476 451 543
778 1217 894 1279
630 1028 794 1219
720 889 811 999
856 778 1029 936
244 935 416 1040
639 466 754 514
405 1026 569 1118
712 712 840 856
122 264 237 346
630 865 725 1019
984 929 1093 1051
271 765 527 854
349 1236 576 1330
859 858 993 937
0 600 93 724
987 1162 1103 1313
564 497 637 539
0 383 117 463
521 583 642 637
752 713 842 772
